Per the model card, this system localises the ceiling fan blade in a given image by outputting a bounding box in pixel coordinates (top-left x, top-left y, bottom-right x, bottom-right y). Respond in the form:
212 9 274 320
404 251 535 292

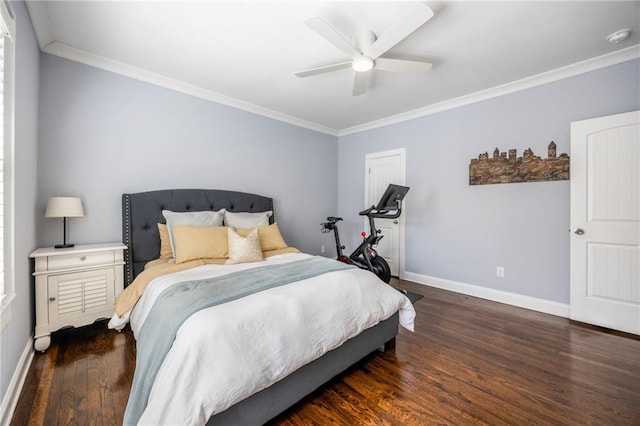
364 3 434 60
353 71 370 96
305 16 361 58
295 61 352 78
375 58 432 73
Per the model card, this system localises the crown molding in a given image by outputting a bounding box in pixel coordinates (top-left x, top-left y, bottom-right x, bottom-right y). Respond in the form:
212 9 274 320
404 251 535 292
41 41 338 137
24 0 53 49
25 0 638 139
24 1 337 136
338 44 640 137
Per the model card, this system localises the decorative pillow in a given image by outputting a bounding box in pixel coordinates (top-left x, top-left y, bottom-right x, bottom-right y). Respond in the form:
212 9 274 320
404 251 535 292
226 227 264 264
236 223 288 252
224 210 272 228
163 209 225 256
258 223 288 251
157 223 173 259
172 225 229 264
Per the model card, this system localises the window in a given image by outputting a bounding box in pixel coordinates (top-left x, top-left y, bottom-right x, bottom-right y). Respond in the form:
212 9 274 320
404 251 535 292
0 0 15 324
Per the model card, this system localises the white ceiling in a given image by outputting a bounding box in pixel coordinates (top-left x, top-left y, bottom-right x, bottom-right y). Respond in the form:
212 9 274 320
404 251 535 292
26 1 640 135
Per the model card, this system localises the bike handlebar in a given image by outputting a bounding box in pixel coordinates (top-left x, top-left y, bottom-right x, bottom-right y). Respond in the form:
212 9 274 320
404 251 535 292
358 200 403 219
358 206 375 216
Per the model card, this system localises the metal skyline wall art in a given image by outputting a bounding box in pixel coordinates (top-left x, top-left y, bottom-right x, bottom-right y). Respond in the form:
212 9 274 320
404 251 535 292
469 142 569 185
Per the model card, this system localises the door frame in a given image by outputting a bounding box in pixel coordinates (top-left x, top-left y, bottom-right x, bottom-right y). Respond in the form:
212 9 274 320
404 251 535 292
364 148 407 279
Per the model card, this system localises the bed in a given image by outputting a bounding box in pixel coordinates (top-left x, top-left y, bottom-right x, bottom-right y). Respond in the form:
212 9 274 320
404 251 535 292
109 188 414 425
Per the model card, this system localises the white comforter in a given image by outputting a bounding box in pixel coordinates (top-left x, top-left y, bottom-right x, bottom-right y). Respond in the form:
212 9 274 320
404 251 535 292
109 253 415 425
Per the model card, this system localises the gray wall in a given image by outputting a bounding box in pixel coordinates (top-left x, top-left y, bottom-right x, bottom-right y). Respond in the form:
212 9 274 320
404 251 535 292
37 54 338 255
0 0 39 406
337 59 640 304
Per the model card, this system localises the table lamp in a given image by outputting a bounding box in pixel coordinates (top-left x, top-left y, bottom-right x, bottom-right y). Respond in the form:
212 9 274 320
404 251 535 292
45 197 84 248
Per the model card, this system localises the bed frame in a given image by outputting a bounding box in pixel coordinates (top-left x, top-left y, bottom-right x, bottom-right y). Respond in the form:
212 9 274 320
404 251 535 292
122 188 398 425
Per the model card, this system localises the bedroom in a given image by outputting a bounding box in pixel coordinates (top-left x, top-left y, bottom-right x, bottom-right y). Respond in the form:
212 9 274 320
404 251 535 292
1 0 639 424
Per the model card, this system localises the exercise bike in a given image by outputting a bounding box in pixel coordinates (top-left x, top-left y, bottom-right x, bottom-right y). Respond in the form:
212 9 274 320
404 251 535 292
321 184 410 283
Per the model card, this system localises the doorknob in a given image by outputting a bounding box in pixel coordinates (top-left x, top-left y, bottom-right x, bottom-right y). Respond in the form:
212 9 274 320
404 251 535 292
393 220 399 224
574 228 585 235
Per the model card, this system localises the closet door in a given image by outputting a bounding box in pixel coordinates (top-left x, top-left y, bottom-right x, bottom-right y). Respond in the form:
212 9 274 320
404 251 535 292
365 149 406 277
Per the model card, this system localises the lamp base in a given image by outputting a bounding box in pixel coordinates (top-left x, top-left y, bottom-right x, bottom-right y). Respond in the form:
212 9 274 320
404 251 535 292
54 243 75 249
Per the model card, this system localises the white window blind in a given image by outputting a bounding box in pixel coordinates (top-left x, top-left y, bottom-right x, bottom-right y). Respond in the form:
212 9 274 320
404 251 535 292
0 0 15 315
0 32 5 302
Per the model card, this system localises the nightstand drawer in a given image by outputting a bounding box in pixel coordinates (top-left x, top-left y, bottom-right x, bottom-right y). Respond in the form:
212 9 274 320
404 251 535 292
47 251 115 271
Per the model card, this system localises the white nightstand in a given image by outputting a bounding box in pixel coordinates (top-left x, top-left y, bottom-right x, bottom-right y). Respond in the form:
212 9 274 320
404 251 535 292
29 242 127 352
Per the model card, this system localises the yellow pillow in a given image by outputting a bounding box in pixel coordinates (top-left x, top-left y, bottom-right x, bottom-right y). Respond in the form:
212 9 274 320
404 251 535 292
158 223 173 259
172 225 228 264
236 223 288 252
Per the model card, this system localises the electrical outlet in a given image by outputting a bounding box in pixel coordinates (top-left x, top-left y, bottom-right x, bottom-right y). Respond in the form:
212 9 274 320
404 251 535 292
496 266 505 278
320 245 326 254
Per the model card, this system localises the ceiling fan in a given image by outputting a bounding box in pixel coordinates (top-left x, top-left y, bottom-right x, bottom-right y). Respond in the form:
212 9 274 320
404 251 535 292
295 3 434 96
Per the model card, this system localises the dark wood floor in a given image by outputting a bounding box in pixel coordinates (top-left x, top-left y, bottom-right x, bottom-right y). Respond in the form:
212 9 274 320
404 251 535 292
12 280 640 425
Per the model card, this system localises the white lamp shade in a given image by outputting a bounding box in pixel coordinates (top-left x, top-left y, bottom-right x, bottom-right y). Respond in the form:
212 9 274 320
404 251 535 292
45 197 85 218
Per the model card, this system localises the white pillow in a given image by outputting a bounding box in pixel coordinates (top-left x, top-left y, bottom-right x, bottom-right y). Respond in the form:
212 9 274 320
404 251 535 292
226 227 264 264
162 209 225 256
224 210 272 228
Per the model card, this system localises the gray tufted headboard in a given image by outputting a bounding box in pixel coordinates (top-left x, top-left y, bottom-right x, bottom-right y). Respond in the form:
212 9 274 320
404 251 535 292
122 189 274 286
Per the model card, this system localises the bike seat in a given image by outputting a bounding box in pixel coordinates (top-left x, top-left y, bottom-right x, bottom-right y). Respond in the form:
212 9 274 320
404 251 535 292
327 216 343 222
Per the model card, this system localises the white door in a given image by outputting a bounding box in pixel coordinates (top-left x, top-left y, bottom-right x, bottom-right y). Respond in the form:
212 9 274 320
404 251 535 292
365 149 406 277
570 110 640 335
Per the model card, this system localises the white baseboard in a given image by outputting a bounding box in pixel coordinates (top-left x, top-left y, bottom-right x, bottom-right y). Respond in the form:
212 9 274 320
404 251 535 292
0 339 34 426
403 271 570 318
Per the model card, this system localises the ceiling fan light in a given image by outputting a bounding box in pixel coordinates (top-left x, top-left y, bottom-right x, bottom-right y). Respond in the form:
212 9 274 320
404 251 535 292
352 56 374 72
